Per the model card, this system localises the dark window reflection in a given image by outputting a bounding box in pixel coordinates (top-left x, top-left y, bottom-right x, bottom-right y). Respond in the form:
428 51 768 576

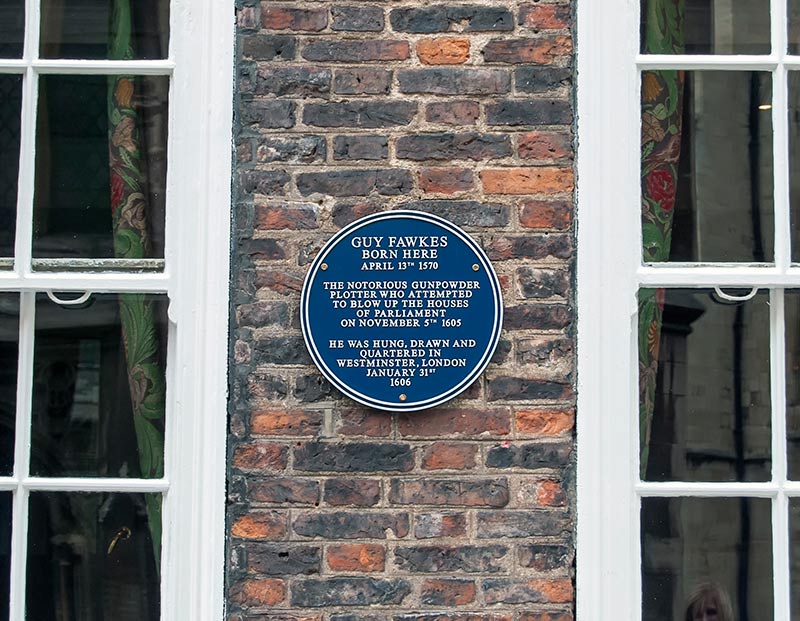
786 292 800 479
640 289 771 482
0 492 10 619
0 74 22 259
33 75 168 261
0 0 24 57
26 492 160 621
0 294 19 476
790 499 800 620
641 497 773 621
790 0 800 54
31 293 167 478
789 73 800 262
40 0 169 59
642 71 774 263
641 0 770 54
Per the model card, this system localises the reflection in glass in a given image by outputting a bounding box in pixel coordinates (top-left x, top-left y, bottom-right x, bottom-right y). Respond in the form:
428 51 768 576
40 0 169 59
0 74 22 260
31 293 167 478
0 0 24 57
789 73 800 262
26 492 160 620
787 292 800 479
639 289 771 482
0 492 10 619
33 75 168 261
791 0 800 54
641 497 773 621
642 71 774 263
0 294 18 476
791 499 800 620
641 0 770 55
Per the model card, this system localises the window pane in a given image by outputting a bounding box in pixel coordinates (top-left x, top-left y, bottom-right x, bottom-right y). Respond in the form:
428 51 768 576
31 293 167 478
0 492 9 619
40 0 169 59
33 75 168 262
26 492 160 620
791 499 800 620
639 289 771 482
789 73 800 263
787 291 800 480
0 0 24 58
641 497 773 621
0 294 18 476
0 74 22 261
641 0 770 55
790 0 800 54
642 71 774 263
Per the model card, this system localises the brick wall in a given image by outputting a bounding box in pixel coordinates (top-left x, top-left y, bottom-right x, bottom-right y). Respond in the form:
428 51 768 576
228 0 575 618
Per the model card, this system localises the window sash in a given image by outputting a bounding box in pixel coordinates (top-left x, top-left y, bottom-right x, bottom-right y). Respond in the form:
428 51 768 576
578 0 798 620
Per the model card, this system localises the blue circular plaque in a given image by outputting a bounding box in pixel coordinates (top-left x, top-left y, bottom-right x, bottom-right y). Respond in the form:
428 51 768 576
301 210 503 412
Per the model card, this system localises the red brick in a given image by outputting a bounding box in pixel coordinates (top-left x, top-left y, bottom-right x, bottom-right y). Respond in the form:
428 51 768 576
230 578 286 607
518 131 572 160
516 409 574 435
421 578 476 606
231 512 287 540
419 167 474 194
417 38 470 65
327 543 386 572
535 480 567 506
254 269 303 296
250 478 320 505
254 201 319 230
232 443 288 471
262 7 327 31
399 408 511 438
480 167 573 195
422 442 478 470
336 408 392 437
483 36 572 64
414 512 468 538
519 4 571 30
251 409 324 436
519 614 573 621
425 100 480 126
519 200 572 230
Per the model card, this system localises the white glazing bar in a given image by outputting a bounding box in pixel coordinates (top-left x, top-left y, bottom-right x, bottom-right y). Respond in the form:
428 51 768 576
771 288 791 620
9 292 34 621
0 479 15 490
636 481 779 496
0 61 26 72
774 63 792 271
13 64 36 278
21 477 170 492
637 54 779 70
0 271 171 292
639 265 794 286
31 59 174 74
785 481 800 494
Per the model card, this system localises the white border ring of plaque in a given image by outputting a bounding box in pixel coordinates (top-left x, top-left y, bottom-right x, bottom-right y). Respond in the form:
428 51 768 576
301 210 503 412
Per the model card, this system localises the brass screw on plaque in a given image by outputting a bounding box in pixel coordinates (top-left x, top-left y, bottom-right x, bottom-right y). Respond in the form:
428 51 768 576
399 394 407 402
321 263 328 271
472 264 479 271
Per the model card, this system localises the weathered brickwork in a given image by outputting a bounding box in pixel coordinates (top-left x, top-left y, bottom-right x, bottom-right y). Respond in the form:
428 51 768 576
229 0 575 618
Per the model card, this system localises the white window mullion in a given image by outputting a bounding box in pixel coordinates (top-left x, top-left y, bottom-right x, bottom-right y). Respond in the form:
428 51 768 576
9 291 34 621
637 54 779 70
13 65 36 278
773 61 792 271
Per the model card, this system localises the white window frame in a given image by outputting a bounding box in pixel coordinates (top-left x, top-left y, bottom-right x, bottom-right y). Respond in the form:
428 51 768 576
577 0 799 618
0 0 233 618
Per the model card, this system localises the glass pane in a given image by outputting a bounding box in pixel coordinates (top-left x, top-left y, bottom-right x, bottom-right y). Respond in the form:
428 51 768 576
639 289 771 482
33 75 168 262
0 74 22 260
641 497 773 621
0 294 18 476
31 293 167 478
642 71 774 263
0 0 24 57
791 0 800 54
26 492 160 620
0 492 9 619
789 73 800 262
40 0 169 59
641 0 770 55
787 291 800 479
791 498 800 620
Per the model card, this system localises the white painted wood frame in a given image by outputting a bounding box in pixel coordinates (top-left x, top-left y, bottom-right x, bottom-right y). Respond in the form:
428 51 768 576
577 0 798 618
0 0 234 618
